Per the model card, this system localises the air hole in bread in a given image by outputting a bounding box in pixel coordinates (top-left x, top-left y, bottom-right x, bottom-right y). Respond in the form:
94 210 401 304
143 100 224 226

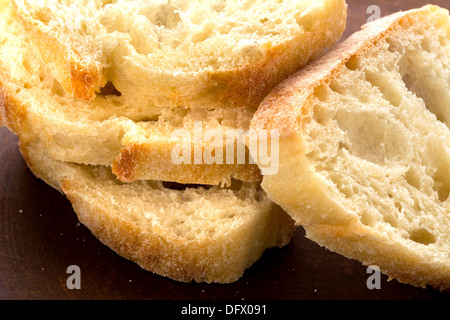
313 85 328 102
383 210 399 228
364 70 402 107
79 20 89 36
146 2 181 29
295 12 314 32
439 35 448 47
51 79 66 97
162 181 213 191
136 114 161 123
405 169 422 191
312 103 330 126
100 0 114 7
98 82 122 97
360 210 377 227
199 83 229 102
432 175 450 202
345 55 359 71
192 23 215 44
397 46 450 128
22 58 34 75
34 9 52 25
329 80 345 94
212 1 225 13
394 201 403 213
409 228 437 245
171 106 189 119
420 37 433 53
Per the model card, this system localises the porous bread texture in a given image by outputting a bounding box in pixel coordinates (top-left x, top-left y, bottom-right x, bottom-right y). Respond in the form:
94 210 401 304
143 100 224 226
11 0 347 112
0 2 260 185
251 5 450 290
19 141 295 284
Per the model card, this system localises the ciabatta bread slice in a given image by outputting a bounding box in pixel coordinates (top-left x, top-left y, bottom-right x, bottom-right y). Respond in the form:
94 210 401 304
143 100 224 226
251 5 450 290
18 141 295 284
11 0 347 112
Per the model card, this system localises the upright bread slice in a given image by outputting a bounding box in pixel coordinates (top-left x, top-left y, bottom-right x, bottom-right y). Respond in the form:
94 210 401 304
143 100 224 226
251 5 450 290
18 141 295 284
11 0 347 112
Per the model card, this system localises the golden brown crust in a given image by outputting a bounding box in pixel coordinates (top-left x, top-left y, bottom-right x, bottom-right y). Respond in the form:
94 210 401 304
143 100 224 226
12 0 347 108
210 0 347 109
63 184 294 283
68 61 103 101
18 142 295 284
0 70 30 141
113 141 262 185
12 1 104 101
251 5 443 138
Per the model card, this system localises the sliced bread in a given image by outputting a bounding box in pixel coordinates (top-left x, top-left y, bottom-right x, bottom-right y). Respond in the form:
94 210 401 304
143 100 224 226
0 0 347 185
18 140 295 284
251 5 450 290
11 0 348 112
0 1 258 185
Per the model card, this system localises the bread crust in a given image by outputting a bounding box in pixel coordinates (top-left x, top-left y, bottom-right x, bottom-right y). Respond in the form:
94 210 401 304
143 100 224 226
208 0 348 109
0 72 30 142
252 5 443 137
63 186 294 284
0 58 261 185
11 0 347 110
11 0 105 101
19 142 295 284
113 141 262 185
251 5 450 290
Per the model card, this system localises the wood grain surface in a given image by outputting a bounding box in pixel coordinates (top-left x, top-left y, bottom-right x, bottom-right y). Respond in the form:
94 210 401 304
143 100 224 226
1 0 450 300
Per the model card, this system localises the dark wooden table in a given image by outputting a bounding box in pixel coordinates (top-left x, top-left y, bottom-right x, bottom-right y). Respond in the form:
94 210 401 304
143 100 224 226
1 0 450 300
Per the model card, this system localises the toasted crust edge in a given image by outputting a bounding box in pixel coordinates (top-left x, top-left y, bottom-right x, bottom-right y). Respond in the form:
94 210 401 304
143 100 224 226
63 185 295 284
210 0 348 109
18 142 295 283
251 5 447 138
12 0 347 107
11 0 104 101
113 140 262 185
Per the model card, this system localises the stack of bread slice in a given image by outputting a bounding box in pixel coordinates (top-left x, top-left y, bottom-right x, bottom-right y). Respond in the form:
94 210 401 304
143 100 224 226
0 0 348 283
